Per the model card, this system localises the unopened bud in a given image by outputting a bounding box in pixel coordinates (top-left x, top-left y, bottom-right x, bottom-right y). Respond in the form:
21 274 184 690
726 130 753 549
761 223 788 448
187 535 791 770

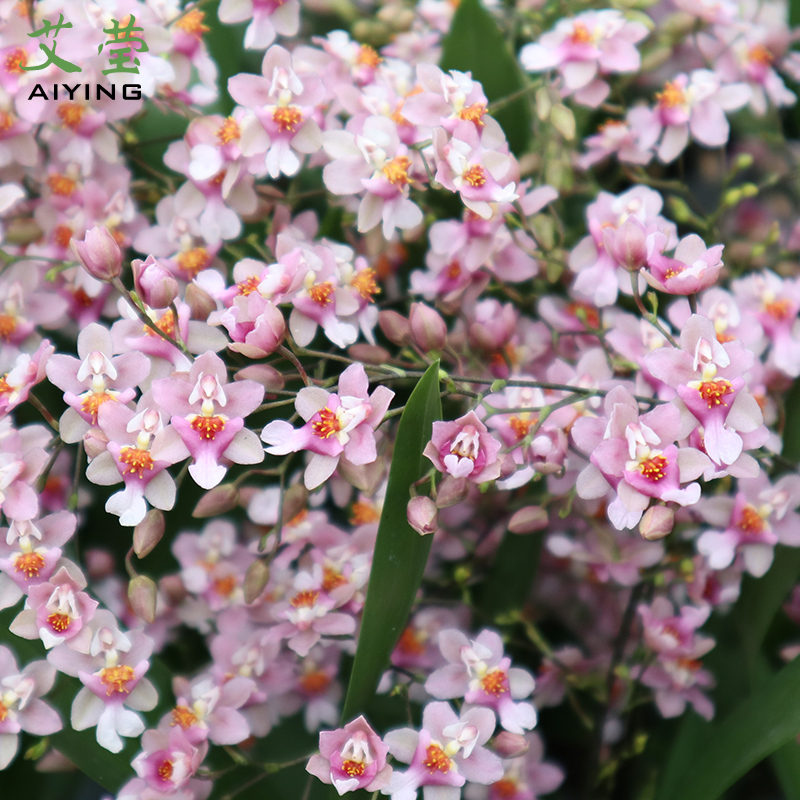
379 310 411 345
132 255 179 309
667 196 694 224
133 509 165 558
193 484 240 518
235 364 285 394
281 483 309 524
128 575 157 623
639 505 674 540
407 496 438 535
435 475 470 509
493 731 530 758
348 344 392 365
508 505 549 534
185 283 216 320
536 87 552 121
410 302 447 352
733 153 754 172
70 226 122 282
158 574 187 606
244 559 270 604
550 104 576 140
82 428 109 460
606 216 648 272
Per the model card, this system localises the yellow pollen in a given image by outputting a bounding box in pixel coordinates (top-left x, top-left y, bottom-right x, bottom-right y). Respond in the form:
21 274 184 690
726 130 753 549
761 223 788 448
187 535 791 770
423 743 452 773
383 156 412 187
100 664 135 695
0 110 15 133
0 315 17 340
0 700 7 722
47 173 77 197
749 44 773 65
458 103 486 127
290 589 319 608
213 575 237 597
599 118 626 132
191 415 226 440
481 668 508 696
739 504 765 535
342 760 365 777
463 164 486 186
0 374 11 395
664 265 684 280
309 281 334 306
47 612 71 632
175 8 210 37
697 379 733 408
657 80 686 109
57 102 85 131
322 565 347 592
119 446 155 478
171 705 199 730
216 116 241 144
237 275 261 296
509 415 533 440
272 106 304 133
144 309 176 338
350 500 381 525
5 49 27 74
357 44 382 68
446 260 462 280
157 759 174 781
312 407 341 439
765 298 794 320
15 551 44 578
81 391 115 423
352 268 380 301
570 21 593 44
300 670 331 694
177 247 211 276
397 626 426 656
639 455 668 482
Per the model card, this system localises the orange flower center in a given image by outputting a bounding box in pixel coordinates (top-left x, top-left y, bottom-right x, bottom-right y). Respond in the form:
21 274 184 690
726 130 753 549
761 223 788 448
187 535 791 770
570 21 593 44
214 575 237 597
566 301 600 329
272 106 303 133
100 664 135 695
357 44 382 68
175 8 209 37
0 314 17 340
352 268 380 301
309 281 334 306
119 446 155 478
236 275 261 296
144 309 176 338
300 670 331 694
342 760 365 777
446 260 462 280
0 110 15 133
47 613 72 633
15 552 44 578
481 668 508 696
216 116 241 144
0 374 11 395
459 103 486 127
639 455 668 482
749 44 773 65
322 566 347 592
5 48 27 74
0 700 7 722
177 247 211 276
81 391 115 423
312 407 341 439
739 504 766 535
397 626 426 656
171 704 199 729
290 589 319 608
764 298 794 320
697 379 733 408
657 80 686 109
464 165 486 186
383 156 412 187
73 288 94 307
53 224 73 249
191 415 226 440
423 743 452 773
47 173 77 197
158 759 174 781
350 500 381 525
509 415 533 440
57 102 85 131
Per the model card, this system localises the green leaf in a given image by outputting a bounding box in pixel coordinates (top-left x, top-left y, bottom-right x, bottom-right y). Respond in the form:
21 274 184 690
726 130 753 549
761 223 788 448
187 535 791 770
655 653 800 800
340 362 442 722
439 0 532 155
478 529 542 618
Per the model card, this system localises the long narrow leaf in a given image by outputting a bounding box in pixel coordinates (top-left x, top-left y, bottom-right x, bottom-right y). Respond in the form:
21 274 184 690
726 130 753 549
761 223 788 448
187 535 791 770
341 362 442 722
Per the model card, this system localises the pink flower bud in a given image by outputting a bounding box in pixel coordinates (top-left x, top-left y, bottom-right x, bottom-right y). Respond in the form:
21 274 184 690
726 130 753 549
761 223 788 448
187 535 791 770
605 216 648 272
186 283 216 320
281 483 309 524
193 484 241 518
508 505 549 534
407 496 438 535
159 575 187 606
235 364 285 394
244 560 270 604
639 505 674 540
84 548 115 580
128 575 157 623
493 731 530 758
435 475 470 508
70 226 122 282
132 255 180 309
133 509 165 558
379 309 411 345
83 428 109 460
410 302 447 352
348 344 392 365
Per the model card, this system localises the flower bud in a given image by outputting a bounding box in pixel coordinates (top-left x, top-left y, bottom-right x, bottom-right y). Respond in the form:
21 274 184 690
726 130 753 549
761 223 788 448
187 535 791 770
435 475 470 509
244 559 270 604
410 302 447 352
84 548 115 580
159 574 187 606
379 309 411 345
132 255 179 308
70 226 122 282
407 496 438 535
193 484 240 518
133 509 165 558
605 216 648 272
281 482 309 524
348 344 392 365
508 505 549 534
128 575 157 623
185 282 216 320
82 427 109 460
639 505 674 540
493 731 530 759
235 364 285 394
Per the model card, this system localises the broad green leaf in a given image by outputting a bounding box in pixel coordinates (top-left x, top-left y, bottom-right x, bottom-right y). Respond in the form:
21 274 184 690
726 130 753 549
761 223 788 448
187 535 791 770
655 653 800 800
341 362 442 722
440 0 532 155
478 529 542 618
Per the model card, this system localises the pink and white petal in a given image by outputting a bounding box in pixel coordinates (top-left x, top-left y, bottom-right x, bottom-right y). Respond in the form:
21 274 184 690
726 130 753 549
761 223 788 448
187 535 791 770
743 544 774 578
20 698 62 735
224 428 265 465
425 664 470 699
71 687 104 731
261 419 299 454
455 746 504 784
358 193 383 234
657 123 690 163
304 454 340 490
296 387 331 421
86 451 124 486
126 679 158 712
0 733 18 769
508 667 536 698
288 309 318 348
384 728 419 764
144 471 176 512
